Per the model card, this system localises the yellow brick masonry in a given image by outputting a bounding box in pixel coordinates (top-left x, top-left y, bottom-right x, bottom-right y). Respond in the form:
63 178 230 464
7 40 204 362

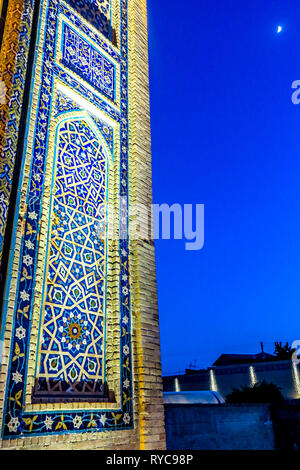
128 0 166 450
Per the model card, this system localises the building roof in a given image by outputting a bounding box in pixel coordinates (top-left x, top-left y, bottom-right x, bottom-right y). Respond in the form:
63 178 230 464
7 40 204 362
213 352 275 367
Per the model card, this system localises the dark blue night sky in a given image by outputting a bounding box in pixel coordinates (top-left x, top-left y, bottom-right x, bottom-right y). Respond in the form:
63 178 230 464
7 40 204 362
148 0 300 375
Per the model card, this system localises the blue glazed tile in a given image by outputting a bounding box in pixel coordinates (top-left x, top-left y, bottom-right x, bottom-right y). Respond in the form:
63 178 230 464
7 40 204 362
2 0 133 438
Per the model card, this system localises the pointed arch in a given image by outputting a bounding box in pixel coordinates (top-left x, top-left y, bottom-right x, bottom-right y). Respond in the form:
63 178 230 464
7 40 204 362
33 113 111 401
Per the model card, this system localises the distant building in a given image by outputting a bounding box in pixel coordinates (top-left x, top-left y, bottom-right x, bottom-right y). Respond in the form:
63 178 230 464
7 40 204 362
163 351 300 401
213 352 275 367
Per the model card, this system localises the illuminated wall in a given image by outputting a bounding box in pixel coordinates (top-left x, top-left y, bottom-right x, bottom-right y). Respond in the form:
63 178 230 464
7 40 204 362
0 0 165 450
164 361 300 401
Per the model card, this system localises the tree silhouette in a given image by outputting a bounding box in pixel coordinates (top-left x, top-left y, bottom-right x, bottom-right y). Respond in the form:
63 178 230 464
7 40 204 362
226 381 284 404
274 342 295 361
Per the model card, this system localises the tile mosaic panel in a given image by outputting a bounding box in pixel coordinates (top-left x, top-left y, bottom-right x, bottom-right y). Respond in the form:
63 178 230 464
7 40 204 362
1 0 132 438
36 118 107 389
55 91 114 152
62 23 115 100
65 0 112 38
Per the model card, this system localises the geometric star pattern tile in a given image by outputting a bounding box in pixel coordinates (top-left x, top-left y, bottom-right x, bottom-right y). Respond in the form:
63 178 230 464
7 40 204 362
38 119 106 384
